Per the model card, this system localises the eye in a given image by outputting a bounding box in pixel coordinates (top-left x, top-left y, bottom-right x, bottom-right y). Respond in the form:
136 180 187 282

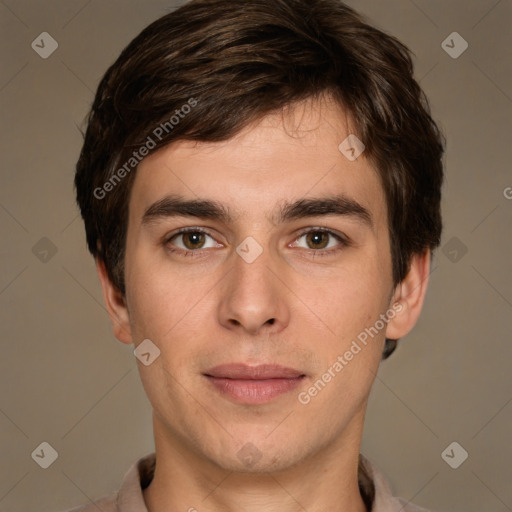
166 228 222 252
292 228 347 253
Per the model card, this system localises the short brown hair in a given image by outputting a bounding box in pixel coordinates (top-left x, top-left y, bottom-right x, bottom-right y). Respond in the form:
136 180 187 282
75 0 444 358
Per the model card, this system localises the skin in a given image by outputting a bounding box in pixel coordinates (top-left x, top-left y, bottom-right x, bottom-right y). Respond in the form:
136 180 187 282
97 95 431 512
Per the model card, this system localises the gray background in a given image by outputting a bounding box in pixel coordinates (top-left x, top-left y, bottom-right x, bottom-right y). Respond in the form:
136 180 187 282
1 1 511 511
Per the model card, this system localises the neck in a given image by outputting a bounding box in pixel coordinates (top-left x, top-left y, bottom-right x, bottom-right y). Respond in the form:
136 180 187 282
143 410 369 512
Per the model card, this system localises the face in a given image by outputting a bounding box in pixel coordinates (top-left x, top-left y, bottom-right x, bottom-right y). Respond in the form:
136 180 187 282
101 97 425 474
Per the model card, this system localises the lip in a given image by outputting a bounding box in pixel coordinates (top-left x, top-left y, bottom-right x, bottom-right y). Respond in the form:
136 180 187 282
204 364 306 405
205 364 304 379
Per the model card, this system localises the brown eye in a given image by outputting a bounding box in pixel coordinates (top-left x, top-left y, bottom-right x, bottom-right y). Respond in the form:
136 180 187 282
305 231 330 249
292 229 347 255
166 229 221 254
182 232 206 250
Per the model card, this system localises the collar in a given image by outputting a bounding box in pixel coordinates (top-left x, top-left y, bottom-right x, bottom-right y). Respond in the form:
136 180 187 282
115 452 429 512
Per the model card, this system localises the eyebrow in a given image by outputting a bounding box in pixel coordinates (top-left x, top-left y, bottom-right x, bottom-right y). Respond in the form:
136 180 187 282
142 194 372 228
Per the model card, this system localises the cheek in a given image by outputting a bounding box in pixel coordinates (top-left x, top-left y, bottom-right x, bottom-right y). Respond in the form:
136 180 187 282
124 245 175 339
124 252 214 354
302 269 388 405
301 257 390 339
126 272 178 338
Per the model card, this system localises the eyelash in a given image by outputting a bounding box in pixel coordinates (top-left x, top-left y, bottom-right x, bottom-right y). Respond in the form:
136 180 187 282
164 227 350 258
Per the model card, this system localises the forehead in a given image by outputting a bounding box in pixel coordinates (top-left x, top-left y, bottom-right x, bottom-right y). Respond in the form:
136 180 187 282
130 97 387 228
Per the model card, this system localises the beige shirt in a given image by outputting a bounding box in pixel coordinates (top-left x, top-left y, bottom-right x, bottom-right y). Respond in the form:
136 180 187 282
66 453 429 512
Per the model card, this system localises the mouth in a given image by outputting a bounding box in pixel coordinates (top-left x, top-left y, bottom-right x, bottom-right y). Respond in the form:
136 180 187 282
203 364 306 405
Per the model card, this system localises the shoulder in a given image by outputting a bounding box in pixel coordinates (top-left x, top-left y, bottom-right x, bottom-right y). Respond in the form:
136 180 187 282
394 497 431 512
58 452 155 512
59 492 117 512
361 455 432 512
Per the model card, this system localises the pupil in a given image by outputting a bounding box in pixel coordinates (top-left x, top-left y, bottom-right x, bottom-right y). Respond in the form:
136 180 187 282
308 232 328 249
185 232 204 249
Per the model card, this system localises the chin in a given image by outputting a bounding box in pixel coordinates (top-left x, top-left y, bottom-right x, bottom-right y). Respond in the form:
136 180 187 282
205 436 313 475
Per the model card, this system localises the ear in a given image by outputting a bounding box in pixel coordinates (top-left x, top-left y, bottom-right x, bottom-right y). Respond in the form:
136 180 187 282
95 259 133 345
385 250 431 340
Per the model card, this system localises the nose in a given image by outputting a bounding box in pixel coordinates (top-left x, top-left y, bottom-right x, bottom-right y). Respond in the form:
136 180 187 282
217 246 290 336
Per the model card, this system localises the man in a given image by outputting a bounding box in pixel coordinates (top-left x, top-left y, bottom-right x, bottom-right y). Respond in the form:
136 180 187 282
70 0 444 510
